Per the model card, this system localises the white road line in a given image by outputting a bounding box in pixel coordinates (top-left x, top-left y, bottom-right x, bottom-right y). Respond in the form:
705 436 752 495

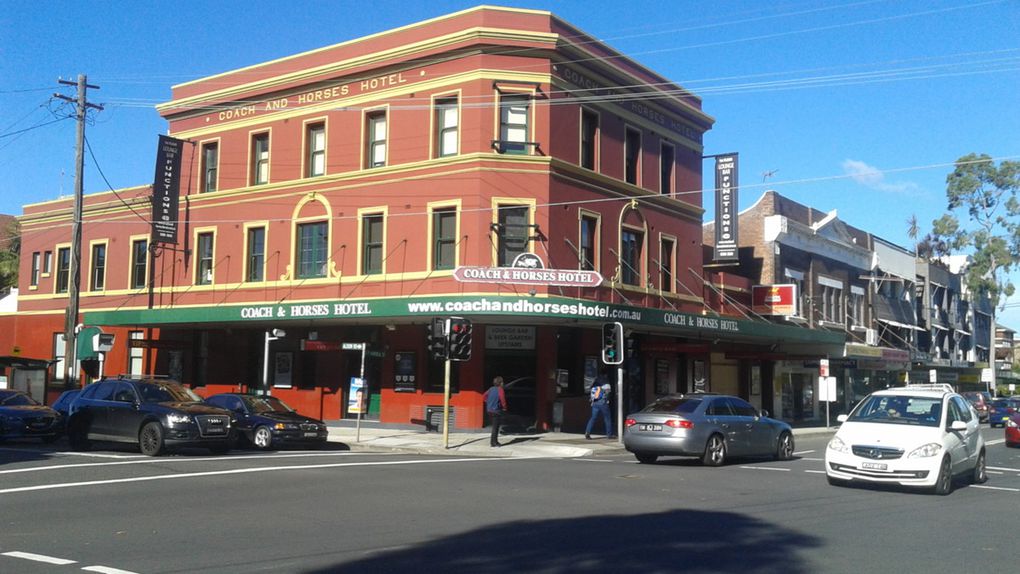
740 466 791 471
0 456 531 495
0 451 397 475
987 470 1005 474
572 458 614 463
987 465 1020 472
805 470 826 474
58 452 147 459
800 457 823 461
986 438 1005 446
82 566 139 574
971 484 1020 492
793 450 814 455
2 551 76 565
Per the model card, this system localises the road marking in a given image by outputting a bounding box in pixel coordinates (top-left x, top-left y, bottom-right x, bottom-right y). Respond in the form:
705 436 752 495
2 551 76 565
987 470 1004 474
740 466 791 471
805 470 826 474
0 456 533 495
971 484 1020 492
0 451 398 475
58 452 146 459
572 458 614 463
82 566 139 574
987 465 1020 472
986 438 1005 446
793 450 814 455
800 457 823 461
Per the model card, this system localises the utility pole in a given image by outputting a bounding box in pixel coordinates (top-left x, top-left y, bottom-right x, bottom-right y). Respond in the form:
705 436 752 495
54 75 102 387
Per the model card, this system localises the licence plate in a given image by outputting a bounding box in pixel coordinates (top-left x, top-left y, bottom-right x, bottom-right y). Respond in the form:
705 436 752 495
861 462 888 471
640 424 662 432
303 432 319 437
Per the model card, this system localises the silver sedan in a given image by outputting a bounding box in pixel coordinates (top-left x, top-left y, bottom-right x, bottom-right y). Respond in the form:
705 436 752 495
623 394 795 465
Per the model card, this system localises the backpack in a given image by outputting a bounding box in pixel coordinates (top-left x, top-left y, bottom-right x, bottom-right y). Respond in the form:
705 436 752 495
590 383 608 404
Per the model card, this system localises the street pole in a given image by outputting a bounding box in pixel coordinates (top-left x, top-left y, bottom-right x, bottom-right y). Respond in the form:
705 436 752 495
55 75 101 387
356 345 365 443
442 358 451 449
616 366 623 444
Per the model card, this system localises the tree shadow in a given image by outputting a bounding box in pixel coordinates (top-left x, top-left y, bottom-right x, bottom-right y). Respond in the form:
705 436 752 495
305 509 822 574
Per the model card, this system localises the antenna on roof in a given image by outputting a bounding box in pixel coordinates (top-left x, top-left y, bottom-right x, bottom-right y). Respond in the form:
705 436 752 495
762 169 778 183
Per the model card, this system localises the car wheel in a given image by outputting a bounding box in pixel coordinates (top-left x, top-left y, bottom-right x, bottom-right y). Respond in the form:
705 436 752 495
635 453 658 464
702 434 726 466
253 425 274 450
932 456 953 496
972 450 987 484
139 422 165 456
775 432 795 460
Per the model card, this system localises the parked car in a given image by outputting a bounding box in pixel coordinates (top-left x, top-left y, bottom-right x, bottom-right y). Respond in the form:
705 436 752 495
67 377 233 456
0 389 62 443
204 393 328 450
1006 412 1020 448
622 393 794 466
987 398 1020 428
825 384 986 495
50 389 81 433
961 391 991 423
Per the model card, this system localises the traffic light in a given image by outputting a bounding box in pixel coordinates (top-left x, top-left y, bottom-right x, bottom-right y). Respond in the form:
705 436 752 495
447 316 473 361
426 317 447 360
602 322 623 365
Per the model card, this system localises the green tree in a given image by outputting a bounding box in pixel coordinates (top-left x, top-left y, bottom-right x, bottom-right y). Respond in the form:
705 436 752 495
0 218 19 290
935 153 1020 306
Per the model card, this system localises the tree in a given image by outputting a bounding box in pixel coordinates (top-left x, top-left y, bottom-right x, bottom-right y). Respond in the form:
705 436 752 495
936 153 1020 307
0 218 19 290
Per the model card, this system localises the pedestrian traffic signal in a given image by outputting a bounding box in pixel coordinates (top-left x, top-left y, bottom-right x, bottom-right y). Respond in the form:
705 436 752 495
447 316 473 361
602 322 623 365
427 317 447 360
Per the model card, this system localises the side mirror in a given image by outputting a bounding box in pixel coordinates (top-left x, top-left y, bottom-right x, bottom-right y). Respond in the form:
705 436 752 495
760 409 769 418
949 420 967 432
837 414 848 423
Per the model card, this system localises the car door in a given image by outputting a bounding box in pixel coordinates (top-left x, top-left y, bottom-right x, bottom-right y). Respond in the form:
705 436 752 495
211 395 251 437
106 382 144 441
732 397 774 455
86 381 119 439
943 397 970 473
705 398 744 455
952 396 980 470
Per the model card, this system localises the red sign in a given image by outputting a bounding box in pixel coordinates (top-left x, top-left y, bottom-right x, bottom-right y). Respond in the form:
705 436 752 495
301 340 342 352
752 284 797 316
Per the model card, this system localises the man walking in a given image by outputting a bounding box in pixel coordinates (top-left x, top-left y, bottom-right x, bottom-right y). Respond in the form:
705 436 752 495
585 370 614 439
483 376 507 447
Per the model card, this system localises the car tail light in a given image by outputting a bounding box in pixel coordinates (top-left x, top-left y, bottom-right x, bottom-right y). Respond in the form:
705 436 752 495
665 419 693 429
625 418 638 427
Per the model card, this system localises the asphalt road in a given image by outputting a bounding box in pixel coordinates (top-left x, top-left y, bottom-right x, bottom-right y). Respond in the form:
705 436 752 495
0 428 1016 573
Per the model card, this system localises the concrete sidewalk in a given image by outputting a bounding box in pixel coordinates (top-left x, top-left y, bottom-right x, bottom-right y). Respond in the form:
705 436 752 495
327 421 837 459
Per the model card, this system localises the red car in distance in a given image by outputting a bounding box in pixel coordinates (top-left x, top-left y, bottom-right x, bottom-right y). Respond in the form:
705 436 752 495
1006 411 1020 448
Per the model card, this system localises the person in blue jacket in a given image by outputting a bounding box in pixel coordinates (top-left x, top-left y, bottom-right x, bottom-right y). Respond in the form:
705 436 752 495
483 376 507 447
585 370 614 439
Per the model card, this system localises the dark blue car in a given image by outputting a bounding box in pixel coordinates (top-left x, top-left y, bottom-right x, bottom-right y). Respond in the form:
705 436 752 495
0 389 62 443
205 393 328 450
988 398 1020 428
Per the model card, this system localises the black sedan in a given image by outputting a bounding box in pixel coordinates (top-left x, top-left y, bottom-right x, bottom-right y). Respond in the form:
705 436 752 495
205 393 328 450
0 389 62 443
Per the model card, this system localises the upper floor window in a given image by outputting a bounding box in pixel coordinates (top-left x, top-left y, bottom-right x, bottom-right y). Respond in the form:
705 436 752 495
660 142 675 196
496 205 530 266
435 98 458 157
251 133 270 185
201 142 218 193
362 214 384 275
43 250 52 275
625 127 641 185
366 112 386 168
196 232 214 285
306 123 326 177
55 247 70 293
246 227 265 282
497 94 530 154
296 222 328 279
580 109 598 170
131 239 148 289
849 287 865 327
621 228 643 286
52 333 66 383
30 252 40 287
580 215 598 271
818 281 843 323
128 331 144 376
784 268 806 318
432 208 457 271
659 237 675 292
90 243 106 291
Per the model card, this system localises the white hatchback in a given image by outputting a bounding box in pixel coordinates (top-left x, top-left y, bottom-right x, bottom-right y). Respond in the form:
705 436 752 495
825 384 987 495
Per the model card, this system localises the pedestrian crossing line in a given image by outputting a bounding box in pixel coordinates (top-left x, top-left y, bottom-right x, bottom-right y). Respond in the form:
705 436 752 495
82 566 140 574
2 551 76 565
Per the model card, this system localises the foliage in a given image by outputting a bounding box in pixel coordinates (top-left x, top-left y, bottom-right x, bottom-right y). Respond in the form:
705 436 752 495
935 153 1020 307
0 218 19 290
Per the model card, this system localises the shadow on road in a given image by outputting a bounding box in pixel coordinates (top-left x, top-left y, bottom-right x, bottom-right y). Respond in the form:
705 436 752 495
305 508 822 574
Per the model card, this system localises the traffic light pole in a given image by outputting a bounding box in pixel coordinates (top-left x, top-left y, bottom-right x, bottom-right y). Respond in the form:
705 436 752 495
442 358 451 449
616 366 623 444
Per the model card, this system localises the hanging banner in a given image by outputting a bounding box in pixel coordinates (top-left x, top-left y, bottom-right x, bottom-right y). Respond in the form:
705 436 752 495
713 153 739 262
151 134 186 244
348 377 365 414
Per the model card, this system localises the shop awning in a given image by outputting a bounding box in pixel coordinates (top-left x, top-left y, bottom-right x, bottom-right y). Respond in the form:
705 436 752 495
876 318 924 331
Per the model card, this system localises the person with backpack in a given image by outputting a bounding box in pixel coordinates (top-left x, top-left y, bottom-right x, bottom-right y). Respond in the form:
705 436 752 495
483 375 507 447
585 370 614 439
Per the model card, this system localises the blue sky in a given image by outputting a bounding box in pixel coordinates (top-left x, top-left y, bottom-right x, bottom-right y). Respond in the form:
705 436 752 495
2 0 1018 320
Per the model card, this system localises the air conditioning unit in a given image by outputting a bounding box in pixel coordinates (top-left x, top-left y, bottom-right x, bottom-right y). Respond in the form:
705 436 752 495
865 328 879 346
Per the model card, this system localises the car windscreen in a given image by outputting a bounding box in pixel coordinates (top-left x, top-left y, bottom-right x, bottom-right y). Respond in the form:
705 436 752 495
137 382 202 403
0 392 40 407
242 396 294 414
847 395 942 427
641 397 701 414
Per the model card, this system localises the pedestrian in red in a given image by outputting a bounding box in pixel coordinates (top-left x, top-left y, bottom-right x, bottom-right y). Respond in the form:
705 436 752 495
483 376 507 447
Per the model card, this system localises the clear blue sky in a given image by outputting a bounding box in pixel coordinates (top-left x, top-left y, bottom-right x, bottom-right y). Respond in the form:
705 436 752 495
2 0 1018 319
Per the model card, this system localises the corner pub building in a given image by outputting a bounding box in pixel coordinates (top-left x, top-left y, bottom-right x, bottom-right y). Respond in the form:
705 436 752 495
7 6 841 431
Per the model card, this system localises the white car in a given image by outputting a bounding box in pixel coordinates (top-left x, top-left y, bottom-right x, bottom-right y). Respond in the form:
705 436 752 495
825 384 986 495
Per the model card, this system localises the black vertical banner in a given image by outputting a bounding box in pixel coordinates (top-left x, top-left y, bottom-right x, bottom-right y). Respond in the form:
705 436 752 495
713 153 739 262
151 135 185 244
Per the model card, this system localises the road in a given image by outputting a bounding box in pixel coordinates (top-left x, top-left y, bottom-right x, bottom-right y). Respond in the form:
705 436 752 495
0 428 1016 573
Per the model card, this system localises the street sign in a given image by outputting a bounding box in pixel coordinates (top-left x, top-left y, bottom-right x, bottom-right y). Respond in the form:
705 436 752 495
819 359 829 378
818 376 837 402
342 342 365 351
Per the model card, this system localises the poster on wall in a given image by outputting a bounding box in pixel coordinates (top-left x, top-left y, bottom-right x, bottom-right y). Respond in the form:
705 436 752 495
750 365 761 396
693 360 707 392
394 352 416 392
274 352 293 388
348 377 365 414
583 356 598 392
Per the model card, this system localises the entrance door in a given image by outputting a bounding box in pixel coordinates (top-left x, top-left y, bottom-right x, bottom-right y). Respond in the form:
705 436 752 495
485 354 535 432
790 373 807 422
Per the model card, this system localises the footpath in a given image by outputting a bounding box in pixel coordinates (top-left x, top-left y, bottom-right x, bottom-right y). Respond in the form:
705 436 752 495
327 420 836 459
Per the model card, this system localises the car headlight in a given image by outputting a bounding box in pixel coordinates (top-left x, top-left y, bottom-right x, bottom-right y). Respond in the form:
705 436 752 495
827 436 850 454
167 413 192 425
273 423 299 430
1007 418 1019 428
907 443 942 458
